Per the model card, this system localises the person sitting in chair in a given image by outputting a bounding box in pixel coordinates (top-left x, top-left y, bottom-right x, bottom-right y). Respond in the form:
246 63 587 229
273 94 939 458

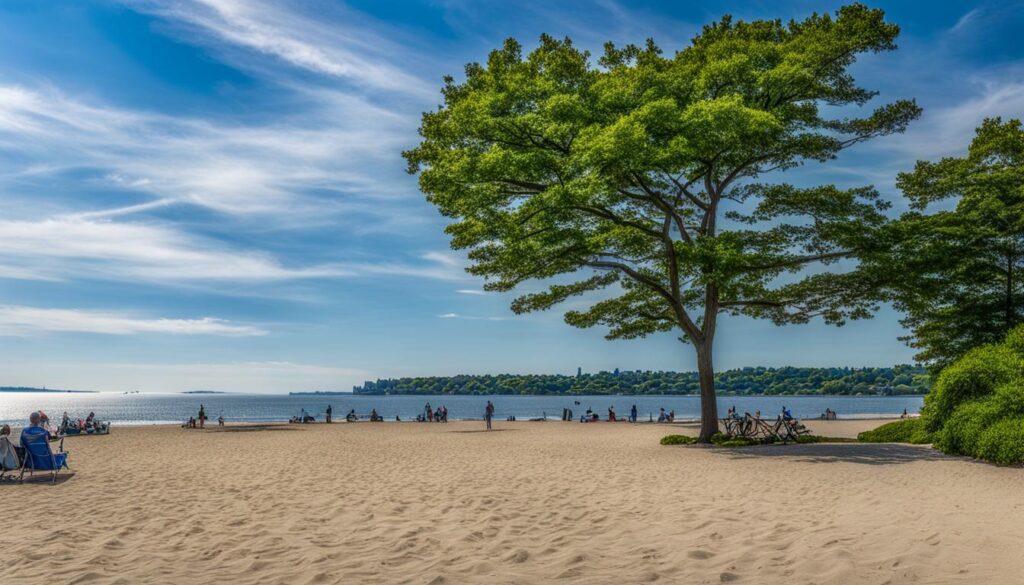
0 424 20 473
21 411 51 444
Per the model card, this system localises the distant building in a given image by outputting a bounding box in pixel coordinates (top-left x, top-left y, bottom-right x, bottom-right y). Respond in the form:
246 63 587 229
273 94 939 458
576 367 582 378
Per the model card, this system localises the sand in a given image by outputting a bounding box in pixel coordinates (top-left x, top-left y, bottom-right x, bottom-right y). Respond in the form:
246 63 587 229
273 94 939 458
3 419 1023 584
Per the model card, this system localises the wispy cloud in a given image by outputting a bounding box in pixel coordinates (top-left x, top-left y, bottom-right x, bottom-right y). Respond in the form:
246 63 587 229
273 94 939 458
0 217 342 282
456 289 486 295
0 84 414 220
437 312 508 321
0 305 267 337
127 0 435 98
880 71 1024 161
0 217 470 285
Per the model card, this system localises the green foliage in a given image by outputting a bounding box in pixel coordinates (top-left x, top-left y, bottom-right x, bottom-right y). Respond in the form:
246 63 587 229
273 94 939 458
352 365 929 396
710 433 762 447
857 418 933 444
974 418 1024 466
922 344 1020 431
660 434 697 445
404 4 918 438
918 324 1024 464
868 118 1024 369
936 399 1004 456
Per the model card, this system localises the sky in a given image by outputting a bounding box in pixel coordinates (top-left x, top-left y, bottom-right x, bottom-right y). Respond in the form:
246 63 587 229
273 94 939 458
0 0 1022 393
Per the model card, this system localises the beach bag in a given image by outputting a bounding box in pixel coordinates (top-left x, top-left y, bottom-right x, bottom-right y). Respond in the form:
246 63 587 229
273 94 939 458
0 436 19 470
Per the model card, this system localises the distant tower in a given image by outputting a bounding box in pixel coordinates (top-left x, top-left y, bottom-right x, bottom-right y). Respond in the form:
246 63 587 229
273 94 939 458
614 368 620 376
576 367 582 378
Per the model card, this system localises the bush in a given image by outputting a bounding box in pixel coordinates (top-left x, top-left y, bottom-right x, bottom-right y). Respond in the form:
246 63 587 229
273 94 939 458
708 432 761 447
858 418 934 444
936 381 1024 458
923 344 1020 431
974 417 1024 465
1002 325 1024 356
660 434 696 445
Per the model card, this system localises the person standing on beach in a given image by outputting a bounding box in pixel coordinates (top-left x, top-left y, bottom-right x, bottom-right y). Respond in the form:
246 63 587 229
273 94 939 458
326 404 333 424
630 404 638 423
485 401 494 430
198 405 207 429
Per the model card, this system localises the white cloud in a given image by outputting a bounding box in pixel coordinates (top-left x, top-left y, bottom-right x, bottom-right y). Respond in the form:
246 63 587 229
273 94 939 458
0 84 414 219
0 217 470 285
0 305 267 337
951 8 982 33
127 0 435 98
456 289 486 295
879 73 1024 161
0 217 341 282
436 312 508 321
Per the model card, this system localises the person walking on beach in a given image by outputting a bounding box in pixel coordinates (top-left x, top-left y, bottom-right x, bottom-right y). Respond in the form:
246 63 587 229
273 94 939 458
198 405 207 429
485 401 494 430
326 404 333 423
630 404 637 423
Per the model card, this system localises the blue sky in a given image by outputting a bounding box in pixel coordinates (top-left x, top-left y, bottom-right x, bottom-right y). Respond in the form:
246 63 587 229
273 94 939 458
0 1 1021 393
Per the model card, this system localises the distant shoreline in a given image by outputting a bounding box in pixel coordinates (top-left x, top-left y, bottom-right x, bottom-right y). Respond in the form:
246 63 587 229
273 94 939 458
0 387 97 394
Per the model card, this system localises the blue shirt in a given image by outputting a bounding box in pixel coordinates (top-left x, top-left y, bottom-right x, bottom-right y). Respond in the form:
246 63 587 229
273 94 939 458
20 425 50 444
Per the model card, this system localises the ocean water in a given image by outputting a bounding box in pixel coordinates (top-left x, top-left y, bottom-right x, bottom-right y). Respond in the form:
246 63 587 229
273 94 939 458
0 392 924 427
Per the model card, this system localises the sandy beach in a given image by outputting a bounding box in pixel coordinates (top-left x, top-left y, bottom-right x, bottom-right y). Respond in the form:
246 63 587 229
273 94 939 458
4 419 1023 584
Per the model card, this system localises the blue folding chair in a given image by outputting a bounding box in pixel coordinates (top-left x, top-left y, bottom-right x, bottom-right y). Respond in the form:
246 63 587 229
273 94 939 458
19 431 70 483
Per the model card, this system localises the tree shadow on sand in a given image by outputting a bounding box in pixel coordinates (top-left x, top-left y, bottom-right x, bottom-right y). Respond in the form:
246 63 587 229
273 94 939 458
715 442 974 466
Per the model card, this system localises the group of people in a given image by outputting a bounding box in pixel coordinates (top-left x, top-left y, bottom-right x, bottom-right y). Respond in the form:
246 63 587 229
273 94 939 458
571 404 645 423
417 403 449 423
1 412 60 475
820 408 839 420
184 404 223 428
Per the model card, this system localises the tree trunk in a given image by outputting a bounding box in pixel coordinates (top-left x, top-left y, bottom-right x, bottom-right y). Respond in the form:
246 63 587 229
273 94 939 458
696 342 719 442
1007 252 1015 334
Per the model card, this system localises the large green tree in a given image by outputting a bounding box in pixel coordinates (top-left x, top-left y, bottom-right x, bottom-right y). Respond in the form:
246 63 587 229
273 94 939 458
877 118 1024 369
404 4 919 441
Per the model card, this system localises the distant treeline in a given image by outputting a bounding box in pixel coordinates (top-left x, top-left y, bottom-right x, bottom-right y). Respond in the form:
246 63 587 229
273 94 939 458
0 386 95 393
353 366 929 396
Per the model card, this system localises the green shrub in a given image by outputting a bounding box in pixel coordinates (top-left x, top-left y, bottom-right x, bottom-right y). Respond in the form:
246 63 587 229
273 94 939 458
935 380 1024 457
1002 325 1024 357
991 379 1024 415
708 432 760 447
660 434 696 445
936 399 1002 455
858 418 933 444
923 344 1020 431
974 417 1024 465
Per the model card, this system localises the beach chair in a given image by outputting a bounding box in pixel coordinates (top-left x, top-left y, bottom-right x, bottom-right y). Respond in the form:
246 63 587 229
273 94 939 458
0 436 21 481
19 432 70 484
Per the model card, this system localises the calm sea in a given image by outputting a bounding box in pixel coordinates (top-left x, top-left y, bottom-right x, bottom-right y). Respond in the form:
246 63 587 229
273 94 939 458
0 392 924 427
